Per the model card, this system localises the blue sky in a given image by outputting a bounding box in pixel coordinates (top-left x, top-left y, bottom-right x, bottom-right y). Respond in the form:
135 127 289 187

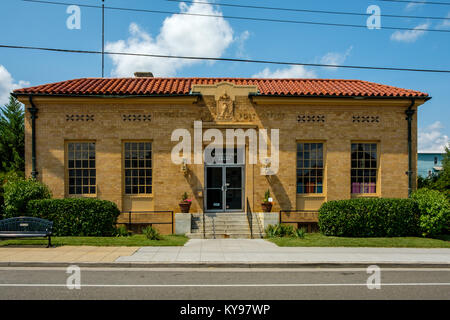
0 0 449 152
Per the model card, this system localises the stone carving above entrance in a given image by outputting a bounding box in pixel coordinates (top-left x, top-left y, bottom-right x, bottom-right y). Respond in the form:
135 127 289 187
216 93 234 121
191 81 258 123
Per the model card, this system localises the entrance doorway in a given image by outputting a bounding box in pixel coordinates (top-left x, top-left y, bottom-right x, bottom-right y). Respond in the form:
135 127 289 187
204 148 245 212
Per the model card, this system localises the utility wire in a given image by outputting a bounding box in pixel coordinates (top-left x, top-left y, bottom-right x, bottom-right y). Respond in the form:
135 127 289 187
1 44 450 73
377 0 450 6
167 0 450 21
21 0 450 33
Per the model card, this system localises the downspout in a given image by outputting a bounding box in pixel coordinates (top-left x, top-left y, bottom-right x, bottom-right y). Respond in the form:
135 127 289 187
405 98 416 198
28 96 38 179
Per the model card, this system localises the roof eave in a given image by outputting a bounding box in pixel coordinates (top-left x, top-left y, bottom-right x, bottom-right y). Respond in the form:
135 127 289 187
248 92 431 100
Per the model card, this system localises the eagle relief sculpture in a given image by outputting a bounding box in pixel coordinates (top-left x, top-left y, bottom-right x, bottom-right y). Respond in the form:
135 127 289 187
216 93 234 121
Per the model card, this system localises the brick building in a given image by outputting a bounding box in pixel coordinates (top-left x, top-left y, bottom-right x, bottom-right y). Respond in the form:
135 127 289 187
12 76 429 234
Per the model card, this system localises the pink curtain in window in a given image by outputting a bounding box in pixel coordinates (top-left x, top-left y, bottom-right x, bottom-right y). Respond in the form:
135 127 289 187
352 182 376 194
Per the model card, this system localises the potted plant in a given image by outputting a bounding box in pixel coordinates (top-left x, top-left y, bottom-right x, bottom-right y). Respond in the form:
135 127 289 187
179 192 192 213
261 189 273 212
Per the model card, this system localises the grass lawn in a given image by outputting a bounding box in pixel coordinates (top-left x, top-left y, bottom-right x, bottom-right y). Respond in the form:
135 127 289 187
267 233 450 248
0 234 189 247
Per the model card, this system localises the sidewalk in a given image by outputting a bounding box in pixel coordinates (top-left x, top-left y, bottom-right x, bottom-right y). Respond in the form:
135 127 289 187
116 239 450 265
1 239 450 266
0 246 138 263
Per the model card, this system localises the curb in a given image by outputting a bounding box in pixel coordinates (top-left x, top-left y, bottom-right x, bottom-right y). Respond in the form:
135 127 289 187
1 261 450 268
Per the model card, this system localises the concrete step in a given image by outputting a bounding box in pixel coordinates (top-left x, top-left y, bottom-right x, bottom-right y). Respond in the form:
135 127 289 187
192 218 250 222
191 222 256 227
186 232 265 239
188 212 264 239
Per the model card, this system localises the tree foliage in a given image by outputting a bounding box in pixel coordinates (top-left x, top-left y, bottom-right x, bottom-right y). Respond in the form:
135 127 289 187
0 96 25 173
418 146 450 199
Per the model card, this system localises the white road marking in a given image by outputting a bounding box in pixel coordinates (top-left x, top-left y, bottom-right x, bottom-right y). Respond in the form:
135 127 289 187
0 283 449 287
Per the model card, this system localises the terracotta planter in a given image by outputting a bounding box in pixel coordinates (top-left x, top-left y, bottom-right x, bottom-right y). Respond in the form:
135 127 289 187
261 202 273 213
179 202 191 213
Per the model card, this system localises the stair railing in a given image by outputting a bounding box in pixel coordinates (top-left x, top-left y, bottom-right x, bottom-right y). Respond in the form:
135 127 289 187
246 198 253 239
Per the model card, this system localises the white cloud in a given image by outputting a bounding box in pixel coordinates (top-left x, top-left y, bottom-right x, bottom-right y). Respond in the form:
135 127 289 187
320 46 353 70
405 0 426 11
251 46 353 78
390 22 430 43
0 65 29 106
252 65 317 78
235 30 250 58
439 12 450 28
105 0 234 77
419 121 450 153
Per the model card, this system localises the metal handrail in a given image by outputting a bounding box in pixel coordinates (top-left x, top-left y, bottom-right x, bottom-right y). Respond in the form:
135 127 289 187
246 198 253 239
122 210 174 233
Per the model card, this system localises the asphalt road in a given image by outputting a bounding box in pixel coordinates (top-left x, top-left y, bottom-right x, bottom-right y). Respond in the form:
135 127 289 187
0 266 449 300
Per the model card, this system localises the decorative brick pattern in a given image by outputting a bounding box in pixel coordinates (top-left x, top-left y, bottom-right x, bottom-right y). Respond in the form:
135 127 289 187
352 115 380 123
66 114 94 122
297 114 325 123
122 114 152 122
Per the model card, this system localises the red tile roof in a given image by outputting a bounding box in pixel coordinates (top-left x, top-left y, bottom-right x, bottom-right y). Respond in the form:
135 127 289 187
13 77 429 98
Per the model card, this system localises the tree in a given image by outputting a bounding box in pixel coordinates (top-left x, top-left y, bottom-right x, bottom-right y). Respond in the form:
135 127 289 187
418 145 450 199
0 95 25 173
434 146 450 198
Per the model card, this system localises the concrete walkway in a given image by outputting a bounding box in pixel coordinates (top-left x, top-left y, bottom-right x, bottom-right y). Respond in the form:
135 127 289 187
115 239 450 264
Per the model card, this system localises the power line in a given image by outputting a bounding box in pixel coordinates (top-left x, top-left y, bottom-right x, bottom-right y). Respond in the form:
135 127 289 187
1 43 450 74
167 0 450 21
377 0 450 6
21 0 450 33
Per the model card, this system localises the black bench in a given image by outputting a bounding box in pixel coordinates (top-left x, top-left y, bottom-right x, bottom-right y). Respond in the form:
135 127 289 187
0 217 53 247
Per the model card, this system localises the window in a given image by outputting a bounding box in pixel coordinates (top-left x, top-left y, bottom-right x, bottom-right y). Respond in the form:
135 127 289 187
296 143 324 194
434 156 438 165
351 143 377 194
124 142 152 194
67 142 96 194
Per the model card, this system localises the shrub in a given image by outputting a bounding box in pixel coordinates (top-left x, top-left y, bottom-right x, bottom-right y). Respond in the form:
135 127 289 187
115 225 131 237
26 198 120 236
142 225 163 240
295 227 306 238
0 171 25 219
3 178 51 218
318 198 420 237
412 189 450 237
265 224 305 238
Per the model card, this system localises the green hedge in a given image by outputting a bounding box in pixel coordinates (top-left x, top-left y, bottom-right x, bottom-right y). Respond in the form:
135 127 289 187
26 198 120 236
318 198 420 237
411 189 450 237
3 178 51 218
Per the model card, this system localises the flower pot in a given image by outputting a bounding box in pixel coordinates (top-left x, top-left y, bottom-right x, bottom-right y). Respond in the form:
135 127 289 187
179 202 191 213
261 202 273 213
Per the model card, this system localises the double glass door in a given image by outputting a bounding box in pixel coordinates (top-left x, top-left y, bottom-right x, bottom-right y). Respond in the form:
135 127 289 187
205 166 244 212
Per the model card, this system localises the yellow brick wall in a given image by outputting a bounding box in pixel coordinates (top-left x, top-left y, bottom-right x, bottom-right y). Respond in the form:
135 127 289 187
23 95 420 214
